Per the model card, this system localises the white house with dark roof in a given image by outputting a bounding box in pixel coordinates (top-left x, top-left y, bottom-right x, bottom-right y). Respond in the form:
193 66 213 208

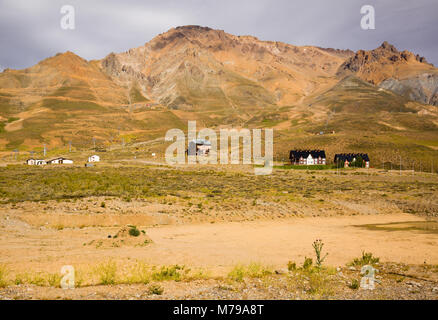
289 150 327 165
47 157 73 164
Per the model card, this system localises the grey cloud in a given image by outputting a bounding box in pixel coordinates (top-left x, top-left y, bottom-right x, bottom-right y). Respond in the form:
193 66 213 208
0 0 437 69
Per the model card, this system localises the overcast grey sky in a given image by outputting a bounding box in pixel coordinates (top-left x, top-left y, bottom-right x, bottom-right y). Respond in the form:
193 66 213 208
0 0 437 70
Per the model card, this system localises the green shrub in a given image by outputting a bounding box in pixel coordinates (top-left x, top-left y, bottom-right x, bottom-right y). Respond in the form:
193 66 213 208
148 284 164 295
348 279 359 290
151 265 183 281
287 261 297 271
128 225 140 237
349 252 380 266
303 257 313 270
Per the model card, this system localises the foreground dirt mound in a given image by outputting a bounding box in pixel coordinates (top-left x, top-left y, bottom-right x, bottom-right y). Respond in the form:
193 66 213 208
87 225 152 248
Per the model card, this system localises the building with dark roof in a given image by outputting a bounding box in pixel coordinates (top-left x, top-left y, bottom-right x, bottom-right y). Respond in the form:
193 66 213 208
289 150 326 165
334 153 370 168
187 139 212 156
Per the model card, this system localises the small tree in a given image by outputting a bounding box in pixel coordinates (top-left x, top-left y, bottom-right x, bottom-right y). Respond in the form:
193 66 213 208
351 156 364 168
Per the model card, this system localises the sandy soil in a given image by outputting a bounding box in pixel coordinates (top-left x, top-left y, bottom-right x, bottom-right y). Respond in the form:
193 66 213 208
1 212 437 275
143 213 438 269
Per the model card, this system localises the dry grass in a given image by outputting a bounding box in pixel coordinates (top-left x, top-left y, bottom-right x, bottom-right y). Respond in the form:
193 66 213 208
227 263 273 282
0 261 215 288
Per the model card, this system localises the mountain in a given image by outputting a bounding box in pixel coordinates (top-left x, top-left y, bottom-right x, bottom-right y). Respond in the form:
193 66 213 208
0 25 437 168
100 25 352 114
337 41 438 106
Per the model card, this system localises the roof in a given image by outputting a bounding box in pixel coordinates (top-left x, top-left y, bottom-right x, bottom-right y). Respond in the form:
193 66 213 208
189 139 212 146
289 150 326 159
334 153 370 162
47 157 73 162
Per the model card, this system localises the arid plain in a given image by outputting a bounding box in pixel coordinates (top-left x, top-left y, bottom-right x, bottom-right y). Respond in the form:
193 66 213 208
0 159 437 299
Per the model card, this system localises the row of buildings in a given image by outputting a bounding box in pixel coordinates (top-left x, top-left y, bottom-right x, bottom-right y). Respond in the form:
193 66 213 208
185 140 370 168
26 155 100 166
289 150 370 168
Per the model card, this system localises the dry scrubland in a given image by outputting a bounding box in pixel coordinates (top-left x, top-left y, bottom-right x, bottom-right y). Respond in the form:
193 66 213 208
0 163 437 299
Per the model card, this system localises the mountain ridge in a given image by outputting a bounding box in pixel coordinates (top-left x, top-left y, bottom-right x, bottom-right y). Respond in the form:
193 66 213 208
0 25 437 166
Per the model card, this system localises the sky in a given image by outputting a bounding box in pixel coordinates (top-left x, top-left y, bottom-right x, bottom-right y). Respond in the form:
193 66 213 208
0 0 437 70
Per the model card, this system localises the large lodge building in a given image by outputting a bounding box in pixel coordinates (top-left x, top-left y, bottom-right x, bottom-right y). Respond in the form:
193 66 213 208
289 150 327 165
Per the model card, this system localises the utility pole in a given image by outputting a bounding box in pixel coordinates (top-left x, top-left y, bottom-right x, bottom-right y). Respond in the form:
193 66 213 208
92 138 96 150
43 144 46 157
69 141 72 153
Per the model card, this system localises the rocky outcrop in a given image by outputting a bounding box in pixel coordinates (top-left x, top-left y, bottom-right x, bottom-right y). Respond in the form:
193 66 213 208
380 74 438 106
337 41 438 105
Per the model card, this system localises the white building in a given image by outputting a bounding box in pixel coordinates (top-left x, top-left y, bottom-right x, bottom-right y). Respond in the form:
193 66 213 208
289 150 326 165
88 155 100 162
187 139 212 156
306 154 314 165
26 158 36 165
47 157 73 164
35 159 47 165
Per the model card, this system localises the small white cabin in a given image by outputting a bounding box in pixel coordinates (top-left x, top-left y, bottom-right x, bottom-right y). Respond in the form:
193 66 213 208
47 157 73 164
88 155 100 162
35 159 47 166
26 158 36 165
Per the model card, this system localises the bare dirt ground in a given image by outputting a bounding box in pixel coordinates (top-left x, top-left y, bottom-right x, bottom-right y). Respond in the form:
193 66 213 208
0 164 437 299
1 210 438 299
2 212 437 273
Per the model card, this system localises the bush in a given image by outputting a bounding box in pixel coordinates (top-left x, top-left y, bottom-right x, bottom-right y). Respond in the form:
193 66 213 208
148 284 164 295
287 261 297 271
349 252 380 266
303 257 313 270
348 279 359 290
95 261 117 285
151 265 183 281
128 225 140 237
